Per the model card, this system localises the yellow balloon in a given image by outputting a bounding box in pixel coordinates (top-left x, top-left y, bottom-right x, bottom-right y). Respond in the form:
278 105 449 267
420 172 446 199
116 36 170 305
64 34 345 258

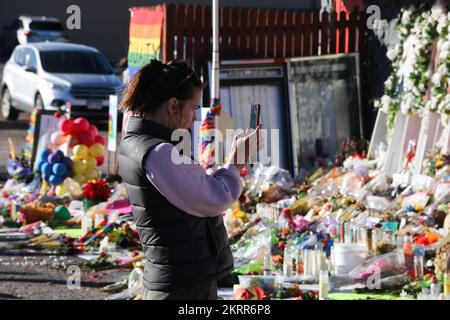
89 143 105 158
72 159 87 174
56 184 66 197
85 169 99 181
71 154 84 161
73 174 86 185
73 144 89 160
84 156 97 170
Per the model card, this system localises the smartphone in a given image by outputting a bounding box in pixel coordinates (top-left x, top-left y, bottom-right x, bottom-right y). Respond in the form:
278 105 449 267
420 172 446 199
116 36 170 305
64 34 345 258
249 103 261 129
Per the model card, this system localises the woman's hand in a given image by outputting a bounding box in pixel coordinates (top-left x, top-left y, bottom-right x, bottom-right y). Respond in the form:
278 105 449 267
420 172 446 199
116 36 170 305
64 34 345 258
227 124 264 170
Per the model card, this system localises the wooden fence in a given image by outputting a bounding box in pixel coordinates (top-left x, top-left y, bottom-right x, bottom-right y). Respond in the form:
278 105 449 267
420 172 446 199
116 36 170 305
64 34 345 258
145 4 367 105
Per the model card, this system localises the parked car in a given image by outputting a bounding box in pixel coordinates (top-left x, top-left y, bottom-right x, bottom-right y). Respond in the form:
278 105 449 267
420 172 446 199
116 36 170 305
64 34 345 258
1 42 123 120
1 16 68 56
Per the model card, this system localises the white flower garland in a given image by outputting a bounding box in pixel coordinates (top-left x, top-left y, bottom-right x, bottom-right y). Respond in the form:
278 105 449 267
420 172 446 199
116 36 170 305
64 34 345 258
426 10 450 115
375 2 450 135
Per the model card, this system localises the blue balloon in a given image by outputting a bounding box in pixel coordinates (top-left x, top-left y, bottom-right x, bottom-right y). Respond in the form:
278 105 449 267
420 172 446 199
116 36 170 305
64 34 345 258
40 149 51 162
41 163 53 179
52 163 67 176
37 161 45 173
49 174 63 186
62 156 73 169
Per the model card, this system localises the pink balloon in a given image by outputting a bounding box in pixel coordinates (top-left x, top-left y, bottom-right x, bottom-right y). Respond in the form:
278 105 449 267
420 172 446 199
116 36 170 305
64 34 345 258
58 119 74 135
73 117 90 134
94 135 107 146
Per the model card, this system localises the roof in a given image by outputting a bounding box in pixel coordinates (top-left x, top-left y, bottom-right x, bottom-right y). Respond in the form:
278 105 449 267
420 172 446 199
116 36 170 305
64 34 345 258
18 16 61 23
23 42 99 53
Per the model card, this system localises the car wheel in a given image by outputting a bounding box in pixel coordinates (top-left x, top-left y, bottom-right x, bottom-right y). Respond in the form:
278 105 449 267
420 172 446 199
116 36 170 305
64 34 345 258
1 87 19 121
35 93 44 110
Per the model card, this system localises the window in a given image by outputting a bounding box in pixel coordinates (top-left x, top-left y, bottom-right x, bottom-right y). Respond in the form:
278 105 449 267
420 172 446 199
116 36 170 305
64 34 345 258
29 21 64 31
40 50 114 74
24 49 37 68
14 49 26 66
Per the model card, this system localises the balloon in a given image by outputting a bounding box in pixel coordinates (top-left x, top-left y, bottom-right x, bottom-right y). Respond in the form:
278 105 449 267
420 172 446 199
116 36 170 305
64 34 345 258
62 156 73 169
59 119 74 135
78 131 95 146
54 205 72 220
89 143 105 158
85 169 99 181
96 156 105 167
37 160 45 173
83 156 97 170
94 135 107 146
48 150 64 164
89 125 98 137
51 132 65 147
73 117 90 134
40 149 51 162
66 135 80 148
73 174 86 185
52 163 67 176
73 144 89 160
55 185 66 197
41 162 53 179
49 174 63 186
72 160 87 174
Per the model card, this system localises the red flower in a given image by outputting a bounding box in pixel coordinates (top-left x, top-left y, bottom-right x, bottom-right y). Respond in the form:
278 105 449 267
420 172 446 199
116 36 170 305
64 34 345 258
82 179 111 201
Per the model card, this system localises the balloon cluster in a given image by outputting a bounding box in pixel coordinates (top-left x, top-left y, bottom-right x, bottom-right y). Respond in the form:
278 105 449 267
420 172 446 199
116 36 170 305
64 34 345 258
37 149 73 196
55 117 106 185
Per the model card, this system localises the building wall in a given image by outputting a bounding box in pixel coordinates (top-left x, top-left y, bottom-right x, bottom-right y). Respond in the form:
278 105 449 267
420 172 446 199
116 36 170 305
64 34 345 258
0 0 319 61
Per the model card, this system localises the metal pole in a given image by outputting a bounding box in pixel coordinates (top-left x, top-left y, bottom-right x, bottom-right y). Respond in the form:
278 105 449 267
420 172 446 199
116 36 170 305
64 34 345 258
211 0 220 99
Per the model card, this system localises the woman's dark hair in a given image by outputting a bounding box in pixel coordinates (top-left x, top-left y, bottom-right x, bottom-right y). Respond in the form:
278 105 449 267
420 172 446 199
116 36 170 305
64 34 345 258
120 59 203 117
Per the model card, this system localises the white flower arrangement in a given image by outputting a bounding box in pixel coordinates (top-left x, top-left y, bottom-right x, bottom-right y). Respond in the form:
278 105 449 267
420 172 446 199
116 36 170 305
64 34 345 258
426 1 450 116
375 2 450 136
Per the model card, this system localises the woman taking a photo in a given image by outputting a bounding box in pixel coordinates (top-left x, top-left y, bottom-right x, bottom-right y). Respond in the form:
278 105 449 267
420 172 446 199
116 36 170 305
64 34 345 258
119 59 261 300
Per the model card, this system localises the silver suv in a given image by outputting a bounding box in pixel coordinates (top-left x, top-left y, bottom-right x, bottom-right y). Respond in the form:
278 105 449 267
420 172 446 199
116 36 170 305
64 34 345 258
1 42 123 120
2 16 68 55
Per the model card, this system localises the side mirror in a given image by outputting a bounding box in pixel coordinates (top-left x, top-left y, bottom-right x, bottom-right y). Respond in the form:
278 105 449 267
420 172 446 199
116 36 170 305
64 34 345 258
24 65 37 73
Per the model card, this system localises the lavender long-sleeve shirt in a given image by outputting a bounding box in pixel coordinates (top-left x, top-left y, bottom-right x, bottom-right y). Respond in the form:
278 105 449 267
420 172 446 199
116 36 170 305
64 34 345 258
144 143 243 218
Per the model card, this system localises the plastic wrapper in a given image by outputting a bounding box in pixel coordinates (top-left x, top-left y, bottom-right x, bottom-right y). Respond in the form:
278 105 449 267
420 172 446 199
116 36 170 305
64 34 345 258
339 172 365 196
364 196 394 212
246 164 294 199
348 250 406 281
330 250 410 291
230 221 270 268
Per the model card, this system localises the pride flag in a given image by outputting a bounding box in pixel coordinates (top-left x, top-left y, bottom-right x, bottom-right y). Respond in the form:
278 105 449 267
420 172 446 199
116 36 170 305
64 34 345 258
128 7 164 77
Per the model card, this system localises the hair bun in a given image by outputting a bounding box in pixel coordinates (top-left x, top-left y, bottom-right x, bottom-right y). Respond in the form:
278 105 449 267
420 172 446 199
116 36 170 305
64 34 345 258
148 59 165 75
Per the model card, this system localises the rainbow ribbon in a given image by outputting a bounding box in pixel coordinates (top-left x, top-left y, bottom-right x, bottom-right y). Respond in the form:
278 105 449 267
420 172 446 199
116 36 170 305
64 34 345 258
199 98 221 169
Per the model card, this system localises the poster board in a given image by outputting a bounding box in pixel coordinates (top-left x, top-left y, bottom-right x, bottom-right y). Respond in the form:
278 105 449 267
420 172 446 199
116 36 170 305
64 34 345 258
31 110 62 170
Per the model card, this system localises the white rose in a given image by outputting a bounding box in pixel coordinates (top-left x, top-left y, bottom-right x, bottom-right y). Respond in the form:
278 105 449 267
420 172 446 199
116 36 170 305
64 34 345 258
401 100 410 115
402 11 411 25
438 64 447 74
440 40 450 52
385 78 393 89
387 48 397 61
438 100 447 112
432 72 443 85
440 50 449 62
418 83 425 92
381 95 392 106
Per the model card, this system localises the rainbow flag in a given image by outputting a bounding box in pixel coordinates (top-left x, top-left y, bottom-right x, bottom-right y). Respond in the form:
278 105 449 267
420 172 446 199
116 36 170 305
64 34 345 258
128 7 164 77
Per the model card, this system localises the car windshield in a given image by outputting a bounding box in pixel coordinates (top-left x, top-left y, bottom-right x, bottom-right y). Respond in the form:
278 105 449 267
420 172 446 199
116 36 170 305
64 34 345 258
40 50 114 74
29 21 64 31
